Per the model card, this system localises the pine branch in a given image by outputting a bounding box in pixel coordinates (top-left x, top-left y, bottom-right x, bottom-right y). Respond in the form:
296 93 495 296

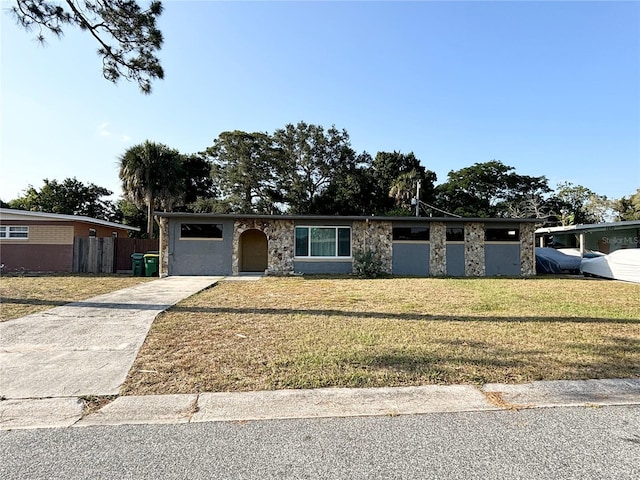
12 0 164 93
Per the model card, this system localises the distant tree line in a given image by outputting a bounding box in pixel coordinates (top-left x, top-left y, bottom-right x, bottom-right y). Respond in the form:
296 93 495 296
3 121 639 238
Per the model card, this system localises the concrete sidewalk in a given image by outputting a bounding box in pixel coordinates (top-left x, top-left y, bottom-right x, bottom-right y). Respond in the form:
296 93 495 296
1 379 639 430
0 276 222 399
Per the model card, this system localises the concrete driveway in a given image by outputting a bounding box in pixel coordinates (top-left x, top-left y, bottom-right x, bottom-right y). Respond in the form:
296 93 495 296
0 276 222 399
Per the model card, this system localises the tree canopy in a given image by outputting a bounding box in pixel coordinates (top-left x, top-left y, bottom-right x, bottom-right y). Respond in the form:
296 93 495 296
550 182 612 225
273 122 356 214
110 198 147 237
180 153 216 208
8 177 114 220
11 0 164 93
199 127 442 217
203 131 281 214
312 152 377 216
434 160 552 218
371 151 437 215
613 188 640 221
6 121 633 229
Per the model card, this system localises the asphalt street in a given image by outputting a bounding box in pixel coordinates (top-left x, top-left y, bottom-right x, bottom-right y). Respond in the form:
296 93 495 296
2 405 638 480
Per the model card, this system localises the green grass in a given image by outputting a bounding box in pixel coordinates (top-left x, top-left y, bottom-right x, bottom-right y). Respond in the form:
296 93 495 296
121 276 640 395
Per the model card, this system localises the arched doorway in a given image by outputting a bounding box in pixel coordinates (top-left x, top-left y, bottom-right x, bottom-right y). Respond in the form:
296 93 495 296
239 229 268 272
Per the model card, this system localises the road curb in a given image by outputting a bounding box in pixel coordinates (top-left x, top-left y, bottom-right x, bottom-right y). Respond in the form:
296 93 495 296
482 378 640 409
191 385 498 424
2 379 639 430
0 398 83 430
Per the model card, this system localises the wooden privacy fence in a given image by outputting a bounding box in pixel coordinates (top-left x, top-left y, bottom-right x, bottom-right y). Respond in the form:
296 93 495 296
73 237 159 273
114 238 159 272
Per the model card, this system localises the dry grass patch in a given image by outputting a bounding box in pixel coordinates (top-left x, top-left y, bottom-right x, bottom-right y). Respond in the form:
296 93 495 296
0 273 153 321
122 276 640 395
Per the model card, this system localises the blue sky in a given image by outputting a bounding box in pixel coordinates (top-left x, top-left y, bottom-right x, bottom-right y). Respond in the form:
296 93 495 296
2 0 639 204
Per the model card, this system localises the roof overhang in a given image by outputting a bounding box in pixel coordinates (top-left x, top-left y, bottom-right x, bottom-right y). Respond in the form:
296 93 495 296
154 212 538 224
536 220 640 235
0 208 140 231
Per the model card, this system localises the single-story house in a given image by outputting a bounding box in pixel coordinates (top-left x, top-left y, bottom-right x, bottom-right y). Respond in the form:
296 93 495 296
536 220 640 254
0 208 139 272
154 213 538 278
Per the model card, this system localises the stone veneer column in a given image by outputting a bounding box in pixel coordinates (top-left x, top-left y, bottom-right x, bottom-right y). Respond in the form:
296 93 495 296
429 222 446 276
158 216 170 278
232 219 295 275
351 220 393 274
266 219 295 275
464 222 485 277
519 222 536 277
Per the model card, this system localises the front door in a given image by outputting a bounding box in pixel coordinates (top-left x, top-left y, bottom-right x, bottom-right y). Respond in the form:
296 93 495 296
240 229 268 272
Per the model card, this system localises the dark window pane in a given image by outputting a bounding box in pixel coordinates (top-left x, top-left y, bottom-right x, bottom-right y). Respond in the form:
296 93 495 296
485 228 520 242
393 227 430 241
446 227 464 242
295 227 309 256
9 226 29 238
338 228 351 256
180 224 223 239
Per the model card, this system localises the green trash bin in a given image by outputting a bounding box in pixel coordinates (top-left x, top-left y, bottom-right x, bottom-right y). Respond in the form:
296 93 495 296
131 253 145 277
143 253 159 277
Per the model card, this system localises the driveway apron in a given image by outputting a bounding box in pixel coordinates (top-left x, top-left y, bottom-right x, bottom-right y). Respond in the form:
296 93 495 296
0 276 222 399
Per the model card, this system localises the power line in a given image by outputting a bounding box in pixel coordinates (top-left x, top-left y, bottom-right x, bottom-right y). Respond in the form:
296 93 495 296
417 200 462 218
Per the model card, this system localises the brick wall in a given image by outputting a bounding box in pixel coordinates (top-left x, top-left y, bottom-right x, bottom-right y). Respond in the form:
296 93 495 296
0 244 73 272
0 224 73 245
30 225 74 245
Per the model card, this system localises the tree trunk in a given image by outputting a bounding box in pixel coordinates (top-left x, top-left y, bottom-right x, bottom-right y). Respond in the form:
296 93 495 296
147 196 154 239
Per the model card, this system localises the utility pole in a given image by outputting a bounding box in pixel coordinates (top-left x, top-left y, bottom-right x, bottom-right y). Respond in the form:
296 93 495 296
415 179 421 217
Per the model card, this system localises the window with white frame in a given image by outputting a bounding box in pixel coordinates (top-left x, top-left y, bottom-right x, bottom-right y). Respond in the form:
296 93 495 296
295 226 351 258
0 226 29 239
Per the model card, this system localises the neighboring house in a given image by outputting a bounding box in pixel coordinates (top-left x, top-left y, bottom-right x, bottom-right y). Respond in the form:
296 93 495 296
0 208 139 272
154 213 538 278
536 220 640 254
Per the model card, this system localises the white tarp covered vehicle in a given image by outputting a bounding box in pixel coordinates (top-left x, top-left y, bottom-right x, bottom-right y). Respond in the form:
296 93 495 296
580 249 640 284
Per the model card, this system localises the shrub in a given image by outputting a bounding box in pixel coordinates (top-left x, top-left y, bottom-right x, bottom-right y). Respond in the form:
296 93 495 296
353 250 386 278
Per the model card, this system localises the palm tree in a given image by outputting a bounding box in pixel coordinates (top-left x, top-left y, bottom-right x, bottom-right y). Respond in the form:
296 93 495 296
389 170 421 211
119 140 184 238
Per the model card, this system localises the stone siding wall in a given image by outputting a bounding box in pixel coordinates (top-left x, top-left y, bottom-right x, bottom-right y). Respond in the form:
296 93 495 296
232 218 295 275
352 220 393 274
159 217 169 277
519 222 536 277
266 219 295 275
464 222 485 277
429 222 446 276
162 216 536 278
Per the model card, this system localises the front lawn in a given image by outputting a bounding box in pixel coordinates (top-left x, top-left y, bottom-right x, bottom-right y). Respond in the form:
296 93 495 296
122 276 640 394
0 274 153 321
